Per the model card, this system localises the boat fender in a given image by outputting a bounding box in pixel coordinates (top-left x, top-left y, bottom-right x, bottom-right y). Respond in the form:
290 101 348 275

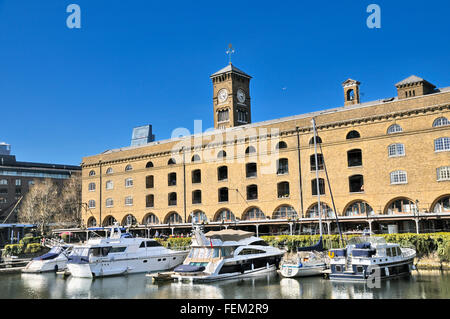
328 251 335 259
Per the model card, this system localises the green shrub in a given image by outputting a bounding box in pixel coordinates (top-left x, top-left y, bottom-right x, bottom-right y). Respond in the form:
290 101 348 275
3 244 24 256
24 243 42 254
157 237 191 250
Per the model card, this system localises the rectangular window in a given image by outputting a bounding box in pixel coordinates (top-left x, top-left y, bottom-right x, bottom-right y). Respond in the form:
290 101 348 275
437 167 450 181
15 179 21 186
125 196 133 206
390 171 407 184
218 109 229 122
125 178 133 188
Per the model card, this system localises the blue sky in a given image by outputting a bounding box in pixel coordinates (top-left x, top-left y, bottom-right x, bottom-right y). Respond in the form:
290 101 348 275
0 0 449 165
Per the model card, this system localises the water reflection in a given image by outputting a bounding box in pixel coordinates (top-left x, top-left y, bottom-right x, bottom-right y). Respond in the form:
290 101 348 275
0 270 448 299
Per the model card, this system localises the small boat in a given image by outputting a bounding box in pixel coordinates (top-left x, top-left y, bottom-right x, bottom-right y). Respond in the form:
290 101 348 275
278 238 327 278
328 236 416 282
171 225 285 283
66 223 188 278
22 245 73 273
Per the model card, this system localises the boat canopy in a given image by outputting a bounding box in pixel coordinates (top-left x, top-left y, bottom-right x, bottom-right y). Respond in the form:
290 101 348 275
347 236 386 245
205 229 254 242
297 236 324 252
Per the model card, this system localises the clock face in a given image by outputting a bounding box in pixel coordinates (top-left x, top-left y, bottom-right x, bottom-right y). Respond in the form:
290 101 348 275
218 89 228 103
237 89 246 103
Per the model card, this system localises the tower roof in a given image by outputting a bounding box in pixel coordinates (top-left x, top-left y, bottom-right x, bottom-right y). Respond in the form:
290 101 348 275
210 64 252 79
395 75 436 88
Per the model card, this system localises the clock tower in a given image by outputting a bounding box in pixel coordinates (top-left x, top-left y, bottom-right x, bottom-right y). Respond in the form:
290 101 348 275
210 63 252 129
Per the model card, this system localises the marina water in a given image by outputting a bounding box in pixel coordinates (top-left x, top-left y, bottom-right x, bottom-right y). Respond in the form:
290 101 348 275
0 270 449 299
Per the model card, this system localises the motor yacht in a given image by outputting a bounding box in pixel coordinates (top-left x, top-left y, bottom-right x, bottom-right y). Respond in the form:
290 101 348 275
66 223 188 278
328 236 416 282
171 225 285 282
22 244 73 273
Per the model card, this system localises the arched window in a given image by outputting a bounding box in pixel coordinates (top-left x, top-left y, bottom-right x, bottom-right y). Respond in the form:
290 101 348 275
345 201 374 216
106 180 113 190
433 117 449 127
191 154 201 162
122 214 137 226
388 144 405 157
165 212 182 224
217 150 227 159
390 170 408 184
144 213 159 225
89 170 96 176
192 190 202 204
277 158 289 175
88 182 96 192
349 175 364 193
106 168 113 174
103 216 117 226
245 146 256 155
434 137 450 152
246 184 258 200
218 187 229 202
387 124 403 134
168 192 177 206
215 209 235 222
87 217 97 227
243 207 265 220
168 158 176 165
189 211 208 223
277 182 290 198
311 178 325 196
88 200 96 208
309 136 322 145
347 89 355 101
146 194 154 208
386 198 417 215
273 205 297 219
306 203 334 218
275 141 287 149
346 130 360 139
125 164 133 171
105 198 113 208
146 161 154 168
433 196 450 213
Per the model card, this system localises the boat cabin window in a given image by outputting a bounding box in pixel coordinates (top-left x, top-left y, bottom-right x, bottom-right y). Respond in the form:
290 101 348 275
90 247 112 257
221 246 235 257
335 265 342 272
396 247 402 256
71 247 89 257
357 266 364 273
386 248 392 257
110 247 127 253
238 248 265 255
146 241 162 247
249 240 268 246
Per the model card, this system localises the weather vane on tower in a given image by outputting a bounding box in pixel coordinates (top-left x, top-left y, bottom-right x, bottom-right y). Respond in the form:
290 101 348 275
226 44 235 65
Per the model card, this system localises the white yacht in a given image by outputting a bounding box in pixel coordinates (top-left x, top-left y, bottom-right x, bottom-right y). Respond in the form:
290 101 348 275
278 238 327 278
328 236 416 282
22 244 73 273
66 224 188 278
170 225 285 282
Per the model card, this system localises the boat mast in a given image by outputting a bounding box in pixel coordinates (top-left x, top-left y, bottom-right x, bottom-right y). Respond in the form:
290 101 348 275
311 118 323 237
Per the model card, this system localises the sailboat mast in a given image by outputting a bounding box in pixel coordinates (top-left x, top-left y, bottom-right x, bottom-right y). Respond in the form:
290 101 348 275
311 118 323 237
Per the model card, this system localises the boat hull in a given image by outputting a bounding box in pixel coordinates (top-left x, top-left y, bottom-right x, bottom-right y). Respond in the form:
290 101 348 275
22 258 67 273
278 263 326 278
68 251 188 278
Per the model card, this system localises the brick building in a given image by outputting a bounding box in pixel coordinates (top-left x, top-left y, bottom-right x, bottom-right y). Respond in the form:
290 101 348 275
80 64 450 236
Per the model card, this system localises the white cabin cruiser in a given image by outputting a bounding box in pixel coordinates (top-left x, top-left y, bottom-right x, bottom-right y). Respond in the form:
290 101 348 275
171 225 285 283
328 236 416 282
22 244 73 273
67 224 188 278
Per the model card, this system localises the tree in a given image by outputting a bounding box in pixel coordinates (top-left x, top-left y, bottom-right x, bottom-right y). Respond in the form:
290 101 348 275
17 176 82 235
